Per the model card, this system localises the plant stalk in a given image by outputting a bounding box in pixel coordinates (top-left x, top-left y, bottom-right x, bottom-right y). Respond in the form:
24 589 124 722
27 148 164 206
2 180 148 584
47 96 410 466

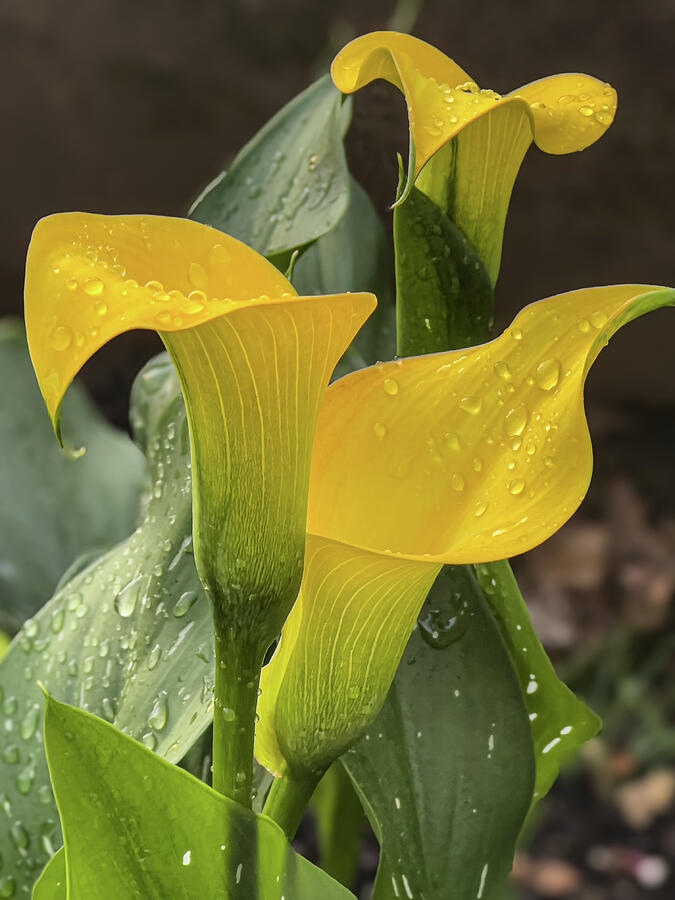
211 622 265 808
263 768 321 840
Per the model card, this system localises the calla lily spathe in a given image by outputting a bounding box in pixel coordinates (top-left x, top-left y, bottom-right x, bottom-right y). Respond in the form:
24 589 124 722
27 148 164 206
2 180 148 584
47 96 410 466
332 31 617 283
25 213 376 803
25 214 374 636
256 284 675 787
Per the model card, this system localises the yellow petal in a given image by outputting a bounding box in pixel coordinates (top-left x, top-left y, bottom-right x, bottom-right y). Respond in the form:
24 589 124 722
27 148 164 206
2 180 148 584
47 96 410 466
308 285 674 564
332 32 615 177
25 213 376 635
256 535 440 777
512 74 617 155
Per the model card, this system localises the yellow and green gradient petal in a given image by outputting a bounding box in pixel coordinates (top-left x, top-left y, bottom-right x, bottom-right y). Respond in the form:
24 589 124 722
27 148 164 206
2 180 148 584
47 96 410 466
258 285 675 784
25 213 376 640
332 31 617 283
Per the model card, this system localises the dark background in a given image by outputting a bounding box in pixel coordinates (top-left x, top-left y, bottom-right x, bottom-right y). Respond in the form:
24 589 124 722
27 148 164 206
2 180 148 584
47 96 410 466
2 1 673 898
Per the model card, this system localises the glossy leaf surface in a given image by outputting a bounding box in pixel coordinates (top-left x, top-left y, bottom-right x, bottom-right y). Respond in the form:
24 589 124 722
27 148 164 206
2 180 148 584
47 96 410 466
293 176 396 375
342 566 535 900
0 356 214 895
393 185 492 356
476 560 600 801
0 320 144 635
41 694 355 899
190 76 351 260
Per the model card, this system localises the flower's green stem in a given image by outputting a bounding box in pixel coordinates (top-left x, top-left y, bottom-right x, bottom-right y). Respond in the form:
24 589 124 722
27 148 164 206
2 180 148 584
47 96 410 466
263 768 321 840
211 624 265 808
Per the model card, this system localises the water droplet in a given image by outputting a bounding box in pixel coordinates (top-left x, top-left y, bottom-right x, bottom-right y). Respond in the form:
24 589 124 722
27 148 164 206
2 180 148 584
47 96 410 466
504 404 528 437
95 299 108 316
15 763 35 795
494 361 512 381
444 432 461 450
460 395 482 415
114 576 142 618
145 279 164 292
147 644 161 670
591 310 608 328
50 609 65 634
577 318 591 333
474 501 488 517
594 110 613 125
148 694 168 731
221 707 237 723
50 326 72 351
578 105 594 117
65 278 78 291
451 473 465 491
535 359 560 391
511 328 523 341
9 821 29 851
182 850 192 866
83 277 104 296
20 705 40 741
173 591 198 618
419 594 470 649
383 378 399 396
509 478 526 495
2 745 19 765
373 422 387 439
188 262 208 290
141 732 157 750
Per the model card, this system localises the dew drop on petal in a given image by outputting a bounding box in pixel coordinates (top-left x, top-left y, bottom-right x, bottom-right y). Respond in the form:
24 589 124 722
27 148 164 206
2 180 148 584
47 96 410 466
188 262 208 290
83 277 104 296
50 326 72 351
504 404 528 437
535 359 560 390
383 378 399 396
460 395 482 415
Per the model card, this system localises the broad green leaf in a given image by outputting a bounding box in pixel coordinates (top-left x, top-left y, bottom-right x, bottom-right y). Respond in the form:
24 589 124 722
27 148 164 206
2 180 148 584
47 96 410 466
293 177 396 375
0 355 215 895
475 560 601 801
189 76 351 260
32 851 65 899
41 693 355 899
393 185 493 356
310 763 365 889
342 566 535 900
0 319 144 634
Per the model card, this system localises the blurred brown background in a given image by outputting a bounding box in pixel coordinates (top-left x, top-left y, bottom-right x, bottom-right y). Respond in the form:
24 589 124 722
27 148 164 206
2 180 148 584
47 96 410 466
1 1 673 898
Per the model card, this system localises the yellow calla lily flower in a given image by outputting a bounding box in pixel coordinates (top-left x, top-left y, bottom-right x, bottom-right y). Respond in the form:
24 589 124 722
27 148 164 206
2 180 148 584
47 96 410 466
24 212 375 803
257 285 674 809
331 31 617 282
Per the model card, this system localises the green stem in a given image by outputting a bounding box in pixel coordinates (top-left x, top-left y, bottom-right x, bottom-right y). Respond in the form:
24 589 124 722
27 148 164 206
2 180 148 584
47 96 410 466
212 623 265 808
263 768 321 840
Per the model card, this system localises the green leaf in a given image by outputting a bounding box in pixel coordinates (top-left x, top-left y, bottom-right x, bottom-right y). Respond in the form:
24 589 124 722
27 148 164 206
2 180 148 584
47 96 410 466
32 851 65 899
40 693 354 899
393 185 493 358
475 560 601 802
342 566 535 900
0 354 215 895
0 319 145 634
189 76 350 260
293 176 396 375
310 763 365 889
